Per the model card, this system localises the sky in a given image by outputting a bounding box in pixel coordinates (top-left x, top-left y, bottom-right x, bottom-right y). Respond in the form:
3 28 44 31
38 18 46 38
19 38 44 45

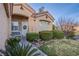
29 3 79 23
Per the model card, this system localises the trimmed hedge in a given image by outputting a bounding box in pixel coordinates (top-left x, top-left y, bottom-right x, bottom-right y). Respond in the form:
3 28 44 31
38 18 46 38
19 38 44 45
39 31 52 41
52 30 64 39
27 33 39 42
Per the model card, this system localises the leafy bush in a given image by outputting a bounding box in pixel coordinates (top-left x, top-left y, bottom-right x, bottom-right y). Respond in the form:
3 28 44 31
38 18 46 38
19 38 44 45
0 44 41 56
0 39 41 56
27 33 39 42
39 45 57 56
6 38 20 47
52 30 64 39
39 31 52 41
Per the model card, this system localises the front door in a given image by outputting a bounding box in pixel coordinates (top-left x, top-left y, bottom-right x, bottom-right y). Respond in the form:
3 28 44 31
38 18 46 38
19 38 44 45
22 21 28 37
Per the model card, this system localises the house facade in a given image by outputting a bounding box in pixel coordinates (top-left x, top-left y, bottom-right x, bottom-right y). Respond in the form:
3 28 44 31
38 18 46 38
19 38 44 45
74 26 79 35
0 3 54 49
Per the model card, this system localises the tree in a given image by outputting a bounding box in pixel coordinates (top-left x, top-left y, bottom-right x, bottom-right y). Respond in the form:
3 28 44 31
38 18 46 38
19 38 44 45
56 17 78 38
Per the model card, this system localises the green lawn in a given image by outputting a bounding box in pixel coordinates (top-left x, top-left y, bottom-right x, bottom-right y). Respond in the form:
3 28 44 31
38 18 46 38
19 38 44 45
39 39 79 56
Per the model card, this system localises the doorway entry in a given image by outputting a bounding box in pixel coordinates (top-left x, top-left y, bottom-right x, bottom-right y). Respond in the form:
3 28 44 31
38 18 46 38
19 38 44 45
22 21 28 37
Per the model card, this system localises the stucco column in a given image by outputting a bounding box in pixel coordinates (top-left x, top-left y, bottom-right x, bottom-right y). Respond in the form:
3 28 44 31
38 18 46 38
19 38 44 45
8 4 12 38
8 17 12 38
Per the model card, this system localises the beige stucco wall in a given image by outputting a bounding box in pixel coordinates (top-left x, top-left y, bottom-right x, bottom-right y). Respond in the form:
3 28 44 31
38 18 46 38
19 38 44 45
28 17 36 32
74 26 79 32
0 4 9 49
74 26 79 35
13 4 34 17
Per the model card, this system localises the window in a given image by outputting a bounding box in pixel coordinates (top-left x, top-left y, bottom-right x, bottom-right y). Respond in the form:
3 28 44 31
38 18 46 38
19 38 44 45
39 20 49 31
11 21 21 37
11 21 19 31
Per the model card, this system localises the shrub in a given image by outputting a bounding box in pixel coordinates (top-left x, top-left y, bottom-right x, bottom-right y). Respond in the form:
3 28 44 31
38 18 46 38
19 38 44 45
6 38 20 47
39 45 57 56
52 30 64 39
27 33 39 42
39 31 52 41
15 36 21 40
66 31 74 39
0 40 40 56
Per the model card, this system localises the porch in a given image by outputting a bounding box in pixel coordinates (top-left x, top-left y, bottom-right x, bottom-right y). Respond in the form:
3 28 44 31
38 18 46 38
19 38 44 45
11 14 29 38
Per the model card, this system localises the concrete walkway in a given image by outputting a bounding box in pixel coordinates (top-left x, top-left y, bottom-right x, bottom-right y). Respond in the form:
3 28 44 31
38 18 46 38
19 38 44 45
20 37 47 56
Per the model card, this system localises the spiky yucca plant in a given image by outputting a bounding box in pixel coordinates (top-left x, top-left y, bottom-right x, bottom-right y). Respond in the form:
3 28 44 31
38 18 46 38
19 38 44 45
0 38 41 56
